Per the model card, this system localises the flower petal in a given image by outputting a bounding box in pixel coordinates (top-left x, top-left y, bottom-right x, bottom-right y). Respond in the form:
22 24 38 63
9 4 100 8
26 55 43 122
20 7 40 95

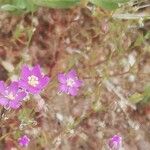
6 82 19 95
58 73 67 84
0 81 6 94
74 79 82 88
59 84 68 93
0 97 8 106
32 65 42 78
18 80 29 90
19 79 41 94
16 91 27 101
20 65 31 79
28 85 41 94
9 100 21 109
67 69 77 78
68 87 78 96
39 76 50 88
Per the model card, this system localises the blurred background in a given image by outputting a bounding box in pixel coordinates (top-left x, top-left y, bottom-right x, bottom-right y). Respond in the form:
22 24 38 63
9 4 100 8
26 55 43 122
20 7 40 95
0 0 150 150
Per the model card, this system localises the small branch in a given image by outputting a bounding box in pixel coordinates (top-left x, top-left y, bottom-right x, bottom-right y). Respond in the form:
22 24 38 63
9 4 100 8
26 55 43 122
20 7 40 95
103 79 141 130
0 132 11 141
103 79 136 110
112 13 150 20
0 107 7 121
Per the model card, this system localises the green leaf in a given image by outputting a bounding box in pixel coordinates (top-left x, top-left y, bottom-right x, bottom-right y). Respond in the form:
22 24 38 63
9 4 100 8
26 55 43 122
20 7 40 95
33 0 80 8
14 0 26 9
21 0 37 12
143 85 150 103
0 0 37 12
0 4 17 11
90 0 119 10
0 0 12 4
105 0 129 3
129 93 144 104
134 34 144 47
144 31 150 40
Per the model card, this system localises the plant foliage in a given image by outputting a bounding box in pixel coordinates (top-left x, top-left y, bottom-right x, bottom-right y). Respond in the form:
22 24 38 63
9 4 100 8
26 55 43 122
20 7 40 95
0 0 131 13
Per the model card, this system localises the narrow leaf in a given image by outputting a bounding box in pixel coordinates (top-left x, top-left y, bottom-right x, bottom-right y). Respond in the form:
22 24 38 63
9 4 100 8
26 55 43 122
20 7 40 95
33 0 79 8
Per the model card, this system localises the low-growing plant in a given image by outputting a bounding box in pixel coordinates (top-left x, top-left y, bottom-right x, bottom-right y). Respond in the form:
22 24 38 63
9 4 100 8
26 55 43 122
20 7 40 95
0 0 131 13
0 65 83 147
0 0 149 149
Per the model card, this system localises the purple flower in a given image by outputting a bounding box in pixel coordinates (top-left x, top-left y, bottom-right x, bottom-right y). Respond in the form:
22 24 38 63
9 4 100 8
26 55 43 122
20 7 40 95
58 69 82 96
18 135 30 147
108 135 122 150
19 65 50 94
0 81 26 109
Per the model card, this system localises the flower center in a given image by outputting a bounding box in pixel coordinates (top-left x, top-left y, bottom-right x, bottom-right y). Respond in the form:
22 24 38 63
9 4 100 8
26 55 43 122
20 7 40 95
66 78 75 87
28 75 39 87
6 92 15 100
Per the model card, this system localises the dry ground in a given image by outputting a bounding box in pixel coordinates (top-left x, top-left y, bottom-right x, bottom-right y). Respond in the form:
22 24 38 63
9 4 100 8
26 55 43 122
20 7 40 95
0 6 150 150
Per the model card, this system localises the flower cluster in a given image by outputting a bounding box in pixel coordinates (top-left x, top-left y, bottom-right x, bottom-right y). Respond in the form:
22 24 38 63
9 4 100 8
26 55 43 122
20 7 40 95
0 65 124 149
0 65 50 110
0 65 82 110
0 65 83 148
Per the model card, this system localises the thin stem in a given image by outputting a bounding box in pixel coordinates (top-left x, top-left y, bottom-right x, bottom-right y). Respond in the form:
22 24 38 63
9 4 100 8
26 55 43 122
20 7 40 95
0 132 11 141
0 107 6 121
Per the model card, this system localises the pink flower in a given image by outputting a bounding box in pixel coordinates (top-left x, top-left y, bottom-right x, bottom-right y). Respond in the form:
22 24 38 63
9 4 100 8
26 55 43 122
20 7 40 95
58 69 82 96
19 65 50 94
0 81 26 109
18 135 30 147
108 135 122 150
